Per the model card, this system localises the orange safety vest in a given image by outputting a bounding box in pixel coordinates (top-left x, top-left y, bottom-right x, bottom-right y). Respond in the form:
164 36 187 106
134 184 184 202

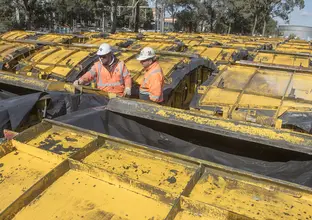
139 61 164 103
80 59 131 96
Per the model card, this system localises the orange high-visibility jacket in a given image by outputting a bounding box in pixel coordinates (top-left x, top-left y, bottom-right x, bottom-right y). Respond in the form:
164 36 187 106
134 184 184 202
79 59 131 96
140 61 164 102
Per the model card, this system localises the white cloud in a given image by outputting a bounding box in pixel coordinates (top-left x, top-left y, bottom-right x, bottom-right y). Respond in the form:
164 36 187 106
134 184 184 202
300 10 312 16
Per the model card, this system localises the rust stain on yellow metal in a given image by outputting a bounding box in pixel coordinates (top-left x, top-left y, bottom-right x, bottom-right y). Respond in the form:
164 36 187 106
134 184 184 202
13 170 171 220
26 126 95 156
83 143 197 196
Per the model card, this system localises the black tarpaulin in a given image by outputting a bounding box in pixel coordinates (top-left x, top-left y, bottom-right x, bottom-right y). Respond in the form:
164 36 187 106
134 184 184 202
0 92 109 137
56 108 312 188
0 92 43 137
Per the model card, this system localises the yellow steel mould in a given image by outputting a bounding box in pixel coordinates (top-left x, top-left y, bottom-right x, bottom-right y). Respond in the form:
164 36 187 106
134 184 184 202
107 98 312 153
0 31 36 40
17 45 97 80
36 34 74 43
191 46 237 63
129 40 182 52
190 62 312 130
0 141 65 218
83 37 130 46
1 119 312 219
0 41 38 71
253 51 311 68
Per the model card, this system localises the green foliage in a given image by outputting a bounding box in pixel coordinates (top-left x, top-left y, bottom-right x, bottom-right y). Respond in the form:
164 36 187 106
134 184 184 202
0 0 306 35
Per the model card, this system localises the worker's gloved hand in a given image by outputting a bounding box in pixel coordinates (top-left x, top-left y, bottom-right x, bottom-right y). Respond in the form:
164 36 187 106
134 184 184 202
124 87 131 97
73 79 82 88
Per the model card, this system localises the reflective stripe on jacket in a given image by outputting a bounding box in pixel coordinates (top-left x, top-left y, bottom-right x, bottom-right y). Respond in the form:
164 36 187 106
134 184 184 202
79 59 131 96
139 61 164 102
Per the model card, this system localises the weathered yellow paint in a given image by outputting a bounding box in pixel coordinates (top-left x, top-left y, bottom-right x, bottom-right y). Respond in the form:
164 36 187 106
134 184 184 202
13 169 172 220
189 168 312 219
0 147 61 214
82 142 197 196
194 63 312 130
1 120 312 219
0 31 36 40
19 46 95 78
191 46 237 63
254 52 310 68
26 126 96 156
36 34 73 43
152 107 312 145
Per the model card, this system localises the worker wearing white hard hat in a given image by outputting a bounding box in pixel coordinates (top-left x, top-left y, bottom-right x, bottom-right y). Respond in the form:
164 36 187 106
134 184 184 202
73 43 132 96
137 47 164 103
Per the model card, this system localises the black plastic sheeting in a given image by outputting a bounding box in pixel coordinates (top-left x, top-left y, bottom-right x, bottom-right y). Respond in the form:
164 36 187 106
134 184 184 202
57 107 312 188
0 92 109 137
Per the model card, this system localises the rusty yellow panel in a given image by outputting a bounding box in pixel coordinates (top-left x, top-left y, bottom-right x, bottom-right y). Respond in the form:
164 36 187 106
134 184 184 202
0 42 36 62
210 65 255 90
285 74 312 101
198 47 222 61
37 34 73 43
24 46 95 78
253 52 275 64
274 55 296 66
200 88 239 106
189 168 312 219
13 169 172 220
245 70 292 97
175 197 250 220
0 143 63 214
82 141 198 196
51 50 91 76
239 94 281 108
1 31 35 40
26 125 96 156
116 50 137 61
85 38 126 46
29 47 58 62
293 57 310 67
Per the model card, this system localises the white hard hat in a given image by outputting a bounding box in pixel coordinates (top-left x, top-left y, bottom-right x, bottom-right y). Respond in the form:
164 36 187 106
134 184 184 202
97 43 112 56
136 47 156 61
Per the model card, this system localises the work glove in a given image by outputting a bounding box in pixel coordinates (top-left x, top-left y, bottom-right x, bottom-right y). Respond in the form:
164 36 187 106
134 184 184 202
73 79 82 88
123 87 131 96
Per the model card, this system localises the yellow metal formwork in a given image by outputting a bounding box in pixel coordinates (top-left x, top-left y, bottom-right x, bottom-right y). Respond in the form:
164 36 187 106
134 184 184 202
82 37 131 46
191 46 238 64
0 40 38 71
253 51 311 68
0 31 36 40
129 39 185 52
190 62 312 130
1 120 312 219
16 45 98 81
35 34 75 43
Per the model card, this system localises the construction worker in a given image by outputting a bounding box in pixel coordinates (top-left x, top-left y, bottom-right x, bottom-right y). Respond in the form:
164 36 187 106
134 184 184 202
137 47 164 103
73 43 131 97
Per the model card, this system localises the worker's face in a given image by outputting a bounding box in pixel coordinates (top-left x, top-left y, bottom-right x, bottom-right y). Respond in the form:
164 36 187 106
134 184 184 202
99 52 112 65
140 59 153 68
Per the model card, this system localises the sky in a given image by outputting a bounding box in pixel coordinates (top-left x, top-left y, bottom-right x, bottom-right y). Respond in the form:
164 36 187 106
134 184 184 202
276 1 312 26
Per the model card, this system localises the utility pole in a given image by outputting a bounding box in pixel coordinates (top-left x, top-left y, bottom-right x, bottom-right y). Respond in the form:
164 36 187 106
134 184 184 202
155 0 158 32
102 11 105 32
160 3 164 33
